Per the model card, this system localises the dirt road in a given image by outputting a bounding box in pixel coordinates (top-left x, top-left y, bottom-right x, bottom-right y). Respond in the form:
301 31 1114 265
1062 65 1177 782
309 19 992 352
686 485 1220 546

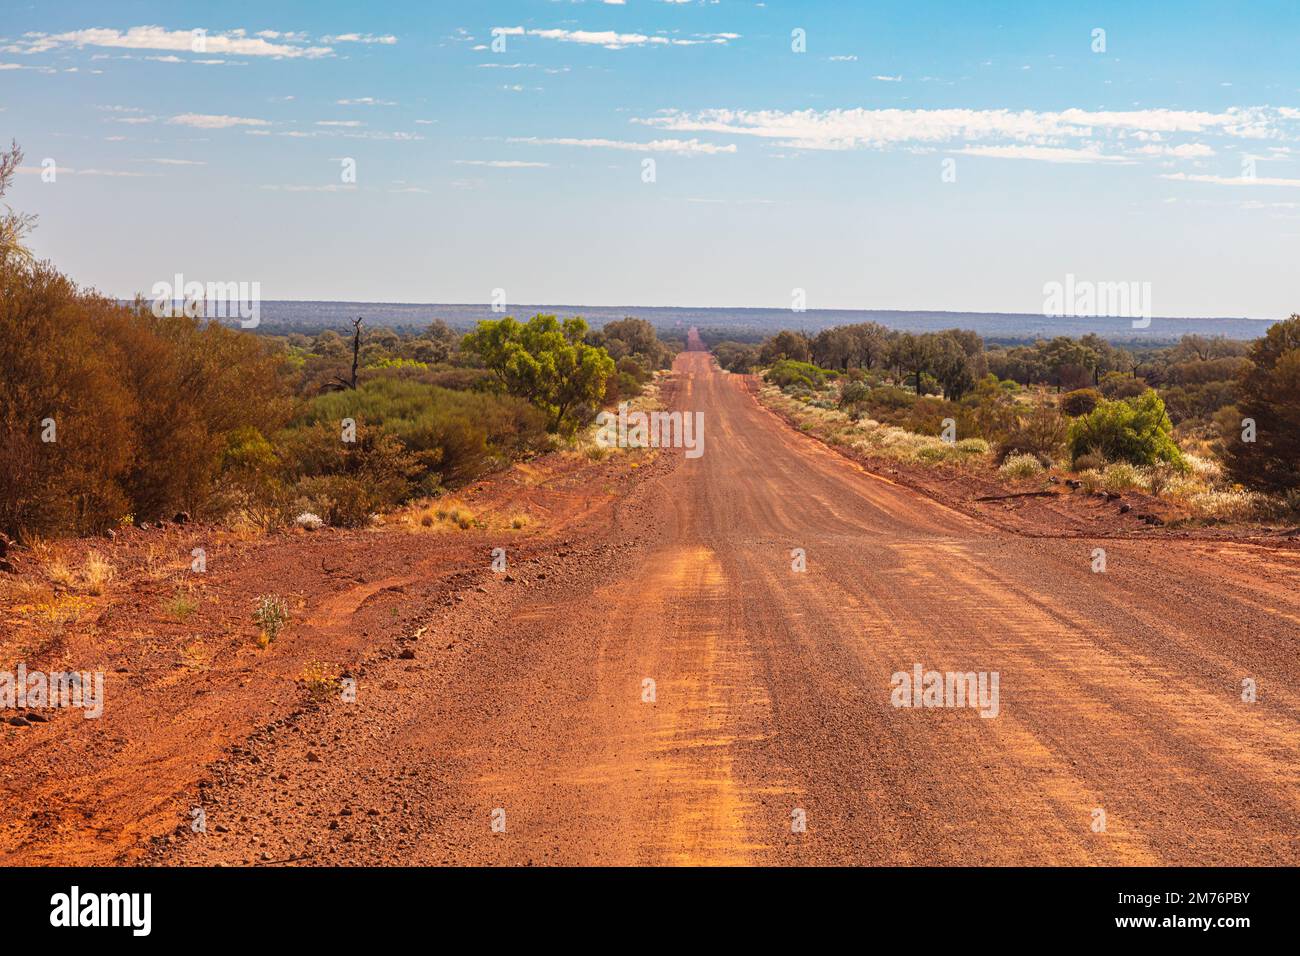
7 349 1299 865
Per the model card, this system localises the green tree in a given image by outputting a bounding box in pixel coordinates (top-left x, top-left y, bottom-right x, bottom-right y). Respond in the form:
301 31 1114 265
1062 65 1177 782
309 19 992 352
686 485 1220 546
759 329 811 365
1222 314 1300 492
463 314 615 434
1067 391 1185 468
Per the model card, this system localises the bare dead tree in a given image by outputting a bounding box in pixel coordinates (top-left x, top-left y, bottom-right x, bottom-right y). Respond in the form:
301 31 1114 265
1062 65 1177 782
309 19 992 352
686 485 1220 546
322 317 364 392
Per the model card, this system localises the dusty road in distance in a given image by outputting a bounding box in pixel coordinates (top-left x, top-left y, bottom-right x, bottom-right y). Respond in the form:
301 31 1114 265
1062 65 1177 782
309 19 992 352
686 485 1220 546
6 347 1299 865
171 348 1300 866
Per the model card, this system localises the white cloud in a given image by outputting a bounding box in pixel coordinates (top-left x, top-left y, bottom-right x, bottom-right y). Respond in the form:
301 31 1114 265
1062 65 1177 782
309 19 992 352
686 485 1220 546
492 26 738 50
322 33 397 45
510 136 736 155
336 97 396 106
635 106 1296 152
958 144 1133 164
169 113 271 129
317 120 364 127
454 160 550 168
5 25 332 58
261 183 359 192
1134 143 1215 158
1161 172 1300 187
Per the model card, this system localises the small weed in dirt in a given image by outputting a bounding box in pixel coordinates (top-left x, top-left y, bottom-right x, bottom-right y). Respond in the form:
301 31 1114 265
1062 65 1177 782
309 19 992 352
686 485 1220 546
165 589 198 621
83 551 114 595
179 640 213 672
298 661 340 699
254 594 289 647
46 557 76 588
511 514 528 530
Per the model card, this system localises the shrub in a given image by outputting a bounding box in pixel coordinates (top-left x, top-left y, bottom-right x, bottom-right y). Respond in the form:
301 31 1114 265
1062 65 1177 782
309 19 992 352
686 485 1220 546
1101 462 1143 492
301 378 547 488
280 422 421 522
999 454 1044 479
253 594 289 646
294 512 324 531
292 475 379 528
765 359 834 391
1060 388 1101 417
838 380 872 408
0 259 291 538
996 403 1068 464
1072 452 1106 473
1067 392 1185 469
1098 372 1150 400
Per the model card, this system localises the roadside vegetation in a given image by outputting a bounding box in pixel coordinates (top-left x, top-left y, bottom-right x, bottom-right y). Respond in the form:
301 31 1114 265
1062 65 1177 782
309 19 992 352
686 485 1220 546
749 322 1300 524
0 141 676 542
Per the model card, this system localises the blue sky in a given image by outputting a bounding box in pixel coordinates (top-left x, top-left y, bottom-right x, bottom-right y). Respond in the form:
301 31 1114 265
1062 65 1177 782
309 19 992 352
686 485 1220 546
2 0 1299 317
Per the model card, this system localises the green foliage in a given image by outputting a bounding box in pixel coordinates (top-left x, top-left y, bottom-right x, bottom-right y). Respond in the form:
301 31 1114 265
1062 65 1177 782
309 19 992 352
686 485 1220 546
299 378 547 490
765 359 835 390
1222 314 1300 492
759 330 812 365
1067 391 1185 469
713 341 760 373
588 317 674 370
463 314 615 435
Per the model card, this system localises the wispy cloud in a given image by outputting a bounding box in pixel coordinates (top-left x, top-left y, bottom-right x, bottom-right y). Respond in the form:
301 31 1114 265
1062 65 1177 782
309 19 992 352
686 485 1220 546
1162 172 1300 187
509 136 737 155
634 106 1295 155
322 33 397 45
168 113 271 129
491 26 738 50
5 25 332 58
454 160 550 168
958 144 1133 164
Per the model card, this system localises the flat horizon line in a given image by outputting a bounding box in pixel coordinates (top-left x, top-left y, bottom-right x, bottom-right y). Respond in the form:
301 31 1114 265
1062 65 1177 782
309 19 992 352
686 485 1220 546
218 300 1277 323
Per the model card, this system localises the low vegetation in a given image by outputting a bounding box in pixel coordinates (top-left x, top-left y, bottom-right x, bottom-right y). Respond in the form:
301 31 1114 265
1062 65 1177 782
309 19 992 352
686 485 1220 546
0 141 677 541
754 318 1300 524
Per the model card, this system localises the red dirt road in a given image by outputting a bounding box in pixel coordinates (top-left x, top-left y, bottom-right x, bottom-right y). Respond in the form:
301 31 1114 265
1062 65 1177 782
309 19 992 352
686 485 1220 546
6 350 1300 865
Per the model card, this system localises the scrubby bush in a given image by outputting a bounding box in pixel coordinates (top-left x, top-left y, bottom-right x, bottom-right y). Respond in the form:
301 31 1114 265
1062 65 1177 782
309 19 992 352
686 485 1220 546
280 422 421 525
1098 372 1150 400
765 359 835 391
1100 462 1143 492
1067 392 1185 469
996 403 1068 465
1071 452 1106 473
0 259 291 538
999 454 1044 479
1060 388 1101 417
300 378 547 489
